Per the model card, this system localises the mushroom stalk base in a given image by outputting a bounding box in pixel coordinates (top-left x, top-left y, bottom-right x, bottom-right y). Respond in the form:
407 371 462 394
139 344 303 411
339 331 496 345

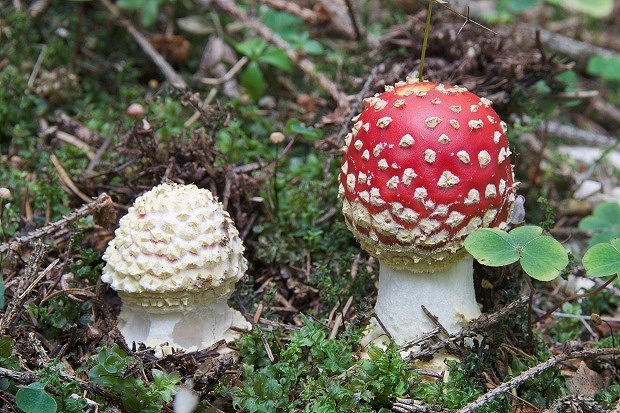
362 257 481 368
118 298 251 354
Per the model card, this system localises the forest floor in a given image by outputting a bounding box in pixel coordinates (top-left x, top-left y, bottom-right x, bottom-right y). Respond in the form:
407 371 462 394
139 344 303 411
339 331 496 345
1 1 620 412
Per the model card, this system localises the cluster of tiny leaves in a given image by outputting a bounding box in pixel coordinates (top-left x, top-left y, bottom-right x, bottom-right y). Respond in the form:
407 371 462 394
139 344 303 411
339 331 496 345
507 347 567 407
231 316 420 413
86 344 180 413
0 337 88 413
1 342 180 413
231 316 531 412
234 38 292 101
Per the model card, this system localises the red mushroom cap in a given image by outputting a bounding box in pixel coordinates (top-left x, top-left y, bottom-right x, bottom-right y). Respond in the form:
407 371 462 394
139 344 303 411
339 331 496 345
339 79 517 272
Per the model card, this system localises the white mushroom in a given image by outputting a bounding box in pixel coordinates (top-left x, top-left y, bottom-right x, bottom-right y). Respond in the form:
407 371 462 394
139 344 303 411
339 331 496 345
102 183 251 354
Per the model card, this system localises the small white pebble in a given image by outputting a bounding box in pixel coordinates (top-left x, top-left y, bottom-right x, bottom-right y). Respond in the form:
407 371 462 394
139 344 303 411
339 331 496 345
0 187 11 200
126 103 145 117
269 132 285 144
173 386 199 413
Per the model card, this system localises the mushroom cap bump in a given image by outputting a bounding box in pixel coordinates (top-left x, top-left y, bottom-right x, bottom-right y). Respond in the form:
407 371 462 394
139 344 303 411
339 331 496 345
339 79 516 272
102 183 247 312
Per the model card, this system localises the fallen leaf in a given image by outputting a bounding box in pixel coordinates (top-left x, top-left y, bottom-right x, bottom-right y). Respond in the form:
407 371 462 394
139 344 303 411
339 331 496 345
568 361 603 397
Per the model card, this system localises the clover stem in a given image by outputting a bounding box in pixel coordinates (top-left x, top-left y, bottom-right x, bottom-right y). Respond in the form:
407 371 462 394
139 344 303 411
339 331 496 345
418 0 434 81
524 274 535 346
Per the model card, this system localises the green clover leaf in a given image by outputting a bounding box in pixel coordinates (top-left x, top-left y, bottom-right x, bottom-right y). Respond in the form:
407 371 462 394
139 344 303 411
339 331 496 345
464 225 568 281
582 238 620 278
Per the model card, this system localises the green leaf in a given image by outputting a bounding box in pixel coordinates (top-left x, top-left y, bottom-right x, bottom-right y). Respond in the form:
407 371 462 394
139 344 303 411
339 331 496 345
587 56 620 81
301 40 324 56
240 61 265 101
16 383 57 413
520 236 568 281
235 38 267 59
260 9 302 40
140 1 161 27
582 239 620 277
506 0 542 12
116 0 144 9
579 202 620 231
508 225 543 247
151 369 180 401
579 202 620 246
546 0 614 18
258 48 292 72
0 337 14 359
284 119 323 140
590 230 620 246
464 228 519 266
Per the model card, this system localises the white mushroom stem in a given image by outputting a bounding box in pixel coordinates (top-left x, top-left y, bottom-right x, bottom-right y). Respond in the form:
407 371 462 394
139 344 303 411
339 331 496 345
118 296 249 351
364 256 481 348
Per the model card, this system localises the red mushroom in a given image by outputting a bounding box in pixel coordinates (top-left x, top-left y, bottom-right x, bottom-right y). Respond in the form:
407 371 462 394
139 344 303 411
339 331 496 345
339 78 517 365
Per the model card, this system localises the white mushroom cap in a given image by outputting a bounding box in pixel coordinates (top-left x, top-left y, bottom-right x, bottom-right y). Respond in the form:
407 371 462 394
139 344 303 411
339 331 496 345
102 183 247 312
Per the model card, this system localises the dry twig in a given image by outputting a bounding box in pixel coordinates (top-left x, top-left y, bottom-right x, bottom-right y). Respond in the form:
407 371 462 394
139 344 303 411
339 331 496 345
0 193 115 255
530 118 618 149
536 27 620 66
403 296 529 363
50 154 93 203
0 242 50 334
98 0 187 88
259 0 325 24
455 347 620 413
395 347 620 412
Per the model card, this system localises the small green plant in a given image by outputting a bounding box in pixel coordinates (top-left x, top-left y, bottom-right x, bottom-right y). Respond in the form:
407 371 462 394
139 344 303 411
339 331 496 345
116 0 165 27
284 118 323 141
234 38 292 100
231 316 420 412
506 347 567 407
69 229 104 284
596 383 620 408
575 202 620 279
578 202 620 246
87 344 180 413
0 337 20 394
287 32 324 56
464 225 569 281
259 8 325 56
27 298 92 339
587 56 620 81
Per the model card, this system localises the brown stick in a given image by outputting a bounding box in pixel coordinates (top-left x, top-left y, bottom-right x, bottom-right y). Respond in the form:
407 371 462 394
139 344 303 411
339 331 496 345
98 0 187 89
403 296 529 363
535 274 618 323
259 0 324 24
456 347 620 413
0 193 114 255
0 242 49 333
